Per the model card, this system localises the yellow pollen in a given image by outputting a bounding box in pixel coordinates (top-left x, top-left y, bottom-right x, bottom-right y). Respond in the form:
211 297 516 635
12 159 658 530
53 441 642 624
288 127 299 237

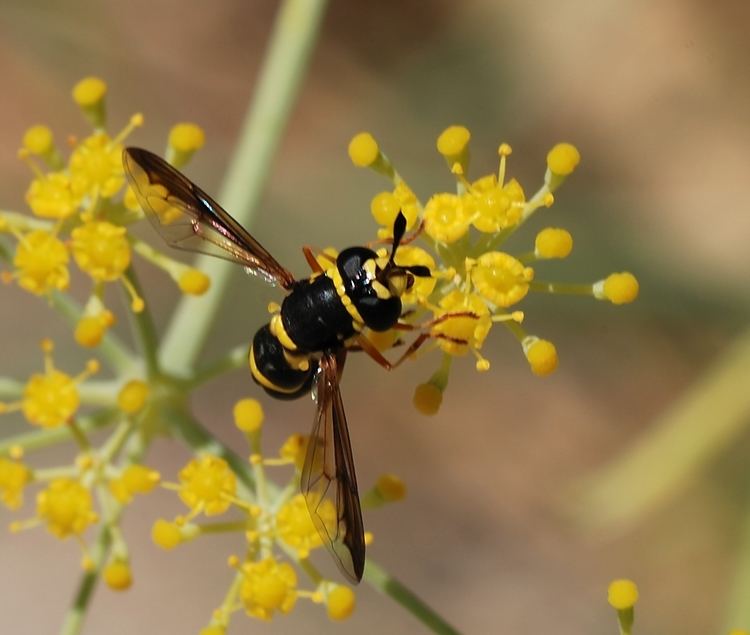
72 221 131 282
348 132 379 168
523 337 558 377
23 125 55 156
546 142 581 176
436 125 471 159
169 123 205 153
607 579 639 610
423 193 470 244
234 398 264 433
13 230 70 295
178 268 211 295
72 77 107 107
471 251 532 307
117 379 149 414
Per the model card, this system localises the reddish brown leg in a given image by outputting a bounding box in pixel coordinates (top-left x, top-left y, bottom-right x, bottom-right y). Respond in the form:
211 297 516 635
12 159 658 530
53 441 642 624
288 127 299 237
356 332 466 370
394 310 478 331
302 246 335 274
366 219 425 249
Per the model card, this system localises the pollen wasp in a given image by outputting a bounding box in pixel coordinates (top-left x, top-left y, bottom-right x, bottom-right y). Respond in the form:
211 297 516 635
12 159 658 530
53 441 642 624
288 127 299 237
123 147 469 583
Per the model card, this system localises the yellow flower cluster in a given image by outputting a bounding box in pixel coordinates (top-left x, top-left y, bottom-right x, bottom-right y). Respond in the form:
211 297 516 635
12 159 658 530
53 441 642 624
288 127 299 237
0 77 211 348
152 398 402 630
348 127 639 413
1 356 158 583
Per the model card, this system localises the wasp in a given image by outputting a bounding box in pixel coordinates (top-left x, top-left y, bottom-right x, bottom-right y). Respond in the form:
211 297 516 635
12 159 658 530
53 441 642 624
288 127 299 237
122 147 471 583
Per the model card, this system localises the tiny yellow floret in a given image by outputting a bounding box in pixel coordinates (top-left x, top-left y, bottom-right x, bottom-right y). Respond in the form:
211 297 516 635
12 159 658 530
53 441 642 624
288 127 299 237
370 191 401 227
240 558 297 620
233 398 264 433
178 455 237 516
348 132 379 167
169 123 206 153
607 579 639 610
37 478 98 538
0 458 31 510
436 125 471 158
326 585 356 621
117 379 149 414
471 251 533 307
600 272 639 305
546 143 580 176
75 311 115 348
71 221 130 281
104 560 133 590
72 77 107 107
152 519 183 549
413 383 443 416
423 193 470 244
535 228 573 259
178 268 211 295
122 464 160 494
375 473 406 502
199 628 226 635
524 338 558 377
13 230 70 295
23 125 55 156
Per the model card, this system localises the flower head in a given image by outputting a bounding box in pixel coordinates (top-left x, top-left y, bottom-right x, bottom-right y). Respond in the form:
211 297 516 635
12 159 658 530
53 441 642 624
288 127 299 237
11 230 70 296
36 478 98 539
239 557 297 620
0 458 31 510
178 455 237 517
349 127 637 412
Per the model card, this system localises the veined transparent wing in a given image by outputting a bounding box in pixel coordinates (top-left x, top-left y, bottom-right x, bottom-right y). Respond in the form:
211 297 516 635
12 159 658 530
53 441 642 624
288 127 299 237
302 352 365 583
123 147 296 289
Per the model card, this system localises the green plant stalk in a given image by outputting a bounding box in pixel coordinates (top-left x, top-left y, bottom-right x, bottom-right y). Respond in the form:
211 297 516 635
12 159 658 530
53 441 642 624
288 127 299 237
159 0 328 375
124 267 160 376
363 560 462 635
569 326 750 529
169 407 460 633
0 409 118 456
58 526 112 635
723 495 750 631
59 423 148 635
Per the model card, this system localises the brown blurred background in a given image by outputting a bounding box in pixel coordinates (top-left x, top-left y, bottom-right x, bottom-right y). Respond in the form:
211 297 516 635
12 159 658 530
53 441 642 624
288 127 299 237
1 0 749 633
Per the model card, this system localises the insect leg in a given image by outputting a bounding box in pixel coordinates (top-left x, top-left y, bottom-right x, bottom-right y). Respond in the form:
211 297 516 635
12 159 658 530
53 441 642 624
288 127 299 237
302 246 327 274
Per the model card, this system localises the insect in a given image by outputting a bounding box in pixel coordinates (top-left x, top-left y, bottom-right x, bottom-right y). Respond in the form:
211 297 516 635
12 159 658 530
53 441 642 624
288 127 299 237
123 147 446 583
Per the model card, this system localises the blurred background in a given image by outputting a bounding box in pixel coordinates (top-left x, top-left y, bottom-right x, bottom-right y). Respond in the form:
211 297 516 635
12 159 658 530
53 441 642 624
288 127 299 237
1 0 749 633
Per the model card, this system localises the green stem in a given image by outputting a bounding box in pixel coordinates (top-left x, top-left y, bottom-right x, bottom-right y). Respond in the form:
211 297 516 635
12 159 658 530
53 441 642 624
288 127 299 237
723 496 750 631
60 430 148 635
123 267 160 376
159 0 328 374
569 326 750 529
0 409 117 456
0 377 23 399
59 526 112 635
186 344 249 388
363 559 462 635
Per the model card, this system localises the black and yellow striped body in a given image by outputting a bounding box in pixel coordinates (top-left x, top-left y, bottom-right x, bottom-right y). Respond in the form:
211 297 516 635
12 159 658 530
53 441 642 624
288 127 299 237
249 246 403 400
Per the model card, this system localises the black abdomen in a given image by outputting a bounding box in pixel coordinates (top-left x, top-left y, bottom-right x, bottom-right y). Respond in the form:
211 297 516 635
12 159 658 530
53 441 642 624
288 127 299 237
282 276 355 352
250 324 315 400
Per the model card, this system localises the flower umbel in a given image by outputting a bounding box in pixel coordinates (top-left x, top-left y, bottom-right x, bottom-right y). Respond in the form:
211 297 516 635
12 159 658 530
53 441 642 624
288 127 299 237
0 77 211 343
349 126 638 411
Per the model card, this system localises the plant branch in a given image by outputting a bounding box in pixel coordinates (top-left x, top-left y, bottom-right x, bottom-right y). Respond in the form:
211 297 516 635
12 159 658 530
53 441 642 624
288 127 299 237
159 0 329 374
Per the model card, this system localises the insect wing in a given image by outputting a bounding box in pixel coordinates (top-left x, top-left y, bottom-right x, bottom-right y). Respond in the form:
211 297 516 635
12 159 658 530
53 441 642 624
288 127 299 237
123 147 295 289
302 352 365 583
